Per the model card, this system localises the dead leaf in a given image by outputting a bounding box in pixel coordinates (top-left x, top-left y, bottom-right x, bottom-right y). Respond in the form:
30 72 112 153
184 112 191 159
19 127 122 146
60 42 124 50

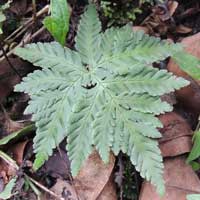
176 25 193 34
0 159 15 183
167 33 200 114
139 156 200 200
132 26 149 34
8 141 28 165
0 108 26 137
161 93 177 106
158 112 193 157
159 112 193 143
74 150 116 200
0 57 32 101
9 0 28 16
97 176 117 200
40 149 71 180
168 1 179 17
43 179 79 200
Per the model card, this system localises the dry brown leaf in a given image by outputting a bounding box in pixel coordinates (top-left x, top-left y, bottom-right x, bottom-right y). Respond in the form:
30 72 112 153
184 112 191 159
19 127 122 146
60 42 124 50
74 150 116 200
168 1 179 17
0 58 32 101
43 179 79 200
40 149 71 180
158 112 193 157
9 0 28 16
167 33 200 114
8 140 28 165
132 26 149 34
176 25 193 34
97 176 117 200
159 112 193 143
139 156 200 200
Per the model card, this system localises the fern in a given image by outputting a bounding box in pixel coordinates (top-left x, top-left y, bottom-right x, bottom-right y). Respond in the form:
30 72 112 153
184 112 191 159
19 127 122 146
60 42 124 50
14 4 194 195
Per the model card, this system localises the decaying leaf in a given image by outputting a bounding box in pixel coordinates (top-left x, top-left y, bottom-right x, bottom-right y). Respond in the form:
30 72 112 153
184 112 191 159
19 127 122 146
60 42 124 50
74 151 116 200
158 112 193 157
139 156 200 200
0 58 32 101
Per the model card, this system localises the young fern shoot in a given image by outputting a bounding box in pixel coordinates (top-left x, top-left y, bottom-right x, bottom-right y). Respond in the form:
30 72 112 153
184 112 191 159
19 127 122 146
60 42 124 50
14 4 196 195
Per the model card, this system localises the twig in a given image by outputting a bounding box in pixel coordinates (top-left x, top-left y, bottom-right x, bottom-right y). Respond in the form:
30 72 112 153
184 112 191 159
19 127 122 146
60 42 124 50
0 150 19 170
5 5 49 42
0 26 45 62
32 0 37 23
25 174 65 200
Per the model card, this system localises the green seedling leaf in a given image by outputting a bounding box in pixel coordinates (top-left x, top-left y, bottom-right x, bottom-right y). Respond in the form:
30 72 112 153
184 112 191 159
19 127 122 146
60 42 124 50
187 131 200 163
0 177 17 199
44 0 70 46
0 124 35 147
190 161 200 171
187 194 200 200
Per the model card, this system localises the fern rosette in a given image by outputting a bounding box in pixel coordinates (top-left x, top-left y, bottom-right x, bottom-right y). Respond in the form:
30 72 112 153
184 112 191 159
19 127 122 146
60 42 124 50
14 4 196 195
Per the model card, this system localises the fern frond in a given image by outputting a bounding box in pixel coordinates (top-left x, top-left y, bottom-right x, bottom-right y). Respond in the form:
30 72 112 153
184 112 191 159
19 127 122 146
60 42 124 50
116 93 172 114
27 91 69 169
111 106 165 194
92 100 115 162
15 68 82 96
103 67 189 96
98 25 182 74
126 131 165 194
67 92 98 176
75 4 102 66
15 42 84 71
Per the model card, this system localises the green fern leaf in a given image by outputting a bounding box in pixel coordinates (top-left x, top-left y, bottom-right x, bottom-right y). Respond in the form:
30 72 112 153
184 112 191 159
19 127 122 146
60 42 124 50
187 194 200 200
99 25 182 74
75 4 101 66
67 91 102 175
93 99 116 163
14 4 198 196
15 42 84 71
103 67 188 96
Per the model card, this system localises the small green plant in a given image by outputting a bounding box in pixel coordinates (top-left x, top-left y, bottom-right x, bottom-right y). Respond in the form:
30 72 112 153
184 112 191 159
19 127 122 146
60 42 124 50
44 0 70 46
14 4 200 195
185 50 200 199
101 0 154 26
